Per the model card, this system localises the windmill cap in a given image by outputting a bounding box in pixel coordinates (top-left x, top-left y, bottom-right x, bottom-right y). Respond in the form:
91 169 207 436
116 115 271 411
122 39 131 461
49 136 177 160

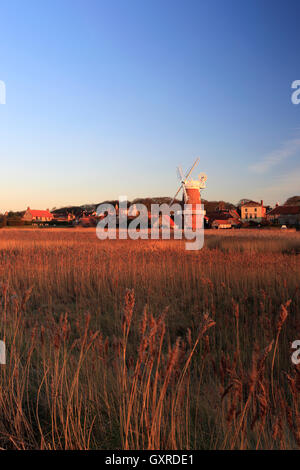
185 179 206 189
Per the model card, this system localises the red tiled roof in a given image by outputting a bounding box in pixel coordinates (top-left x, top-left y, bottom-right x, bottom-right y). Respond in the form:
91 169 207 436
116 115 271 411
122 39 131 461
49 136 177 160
208 213 235 221
267 205 300 216
212 218 240 225
229 209 240 218
212 220 232 224
28 209 53 218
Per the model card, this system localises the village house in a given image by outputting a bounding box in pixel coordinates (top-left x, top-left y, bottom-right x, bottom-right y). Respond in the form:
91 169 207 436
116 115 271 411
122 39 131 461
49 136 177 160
241 200 266 222
211 216 240 229
52 212 75 224
266 205 300 227
207 207 241 229
23 207 54 223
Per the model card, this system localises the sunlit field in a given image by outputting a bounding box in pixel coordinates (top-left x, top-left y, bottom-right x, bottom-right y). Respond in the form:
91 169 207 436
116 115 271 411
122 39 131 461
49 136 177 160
0 228 299 449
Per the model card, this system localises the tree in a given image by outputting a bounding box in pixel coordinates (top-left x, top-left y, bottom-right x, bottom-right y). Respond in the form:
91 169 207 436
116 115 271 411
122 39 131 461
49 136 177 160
284 196 300 206
237 198 252 207
7 216 24 226
0 215 7 228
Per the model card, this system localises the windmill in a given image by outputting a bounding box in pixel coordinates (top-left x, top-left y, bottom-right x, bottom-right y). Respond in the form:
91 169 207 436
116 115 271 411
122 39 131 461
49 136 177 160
169 158 207 231
170 158 207 206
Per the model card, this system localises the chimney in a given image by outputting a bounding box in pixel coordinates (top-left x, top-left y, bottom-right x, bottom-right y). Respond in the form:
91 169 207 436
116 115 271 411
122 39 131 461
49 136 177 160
261 200 263 206
27 206 30 210
276 202 279 207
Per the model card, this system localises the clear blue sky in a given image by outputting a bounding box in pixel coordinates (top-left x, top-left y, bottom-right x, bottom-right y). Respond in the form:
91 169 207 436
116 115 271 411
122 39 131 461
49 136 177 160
0 0 300 212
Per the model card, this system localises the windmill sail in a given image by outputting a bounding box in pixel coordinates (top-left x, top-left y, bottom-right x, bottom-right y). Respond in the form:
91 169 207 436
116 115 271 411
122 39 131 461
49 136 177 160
169 158 200 206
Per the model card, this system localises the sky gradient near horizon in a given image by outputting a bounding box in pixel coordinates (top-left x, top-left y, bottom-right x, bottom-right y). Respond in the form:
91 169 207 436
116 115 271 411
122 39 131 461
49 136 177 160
0 0 300 212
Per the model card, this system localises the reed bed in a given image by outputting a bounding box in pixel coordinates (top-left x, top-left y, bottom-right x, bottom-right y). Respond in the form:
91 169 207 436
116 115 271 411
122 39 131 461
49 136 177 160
0 228 299 449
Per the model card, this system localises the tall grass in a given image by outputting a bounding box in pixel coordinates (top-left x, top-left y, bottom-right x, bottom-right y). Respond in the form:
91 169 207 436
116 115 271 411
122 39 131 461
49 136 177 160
0 228 299 449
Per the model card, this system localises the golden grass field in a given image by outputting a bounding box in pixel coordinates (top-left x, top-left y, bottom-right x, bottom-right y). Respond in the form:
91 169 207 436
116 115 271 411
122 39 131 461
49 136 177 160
0 227 299 449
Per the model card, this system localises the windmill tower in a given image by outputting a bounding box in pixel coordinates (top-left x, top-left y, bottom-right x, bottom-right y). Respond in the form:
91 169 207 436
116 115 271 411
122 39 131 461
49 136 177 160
170 158 207 230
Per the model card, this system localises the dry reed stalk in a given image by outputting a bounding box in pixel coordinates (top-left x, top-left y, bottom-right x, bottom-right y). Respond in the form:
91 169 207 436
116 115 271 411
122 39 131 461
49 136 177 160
229 340 273 449
271 300 291 405
0 229 299 449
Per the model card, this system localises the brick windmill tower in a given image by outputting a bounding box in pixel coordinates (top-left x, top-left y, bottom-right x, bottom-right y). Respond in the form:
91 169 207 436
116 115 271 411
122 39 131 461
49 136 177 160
170 158 207 230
